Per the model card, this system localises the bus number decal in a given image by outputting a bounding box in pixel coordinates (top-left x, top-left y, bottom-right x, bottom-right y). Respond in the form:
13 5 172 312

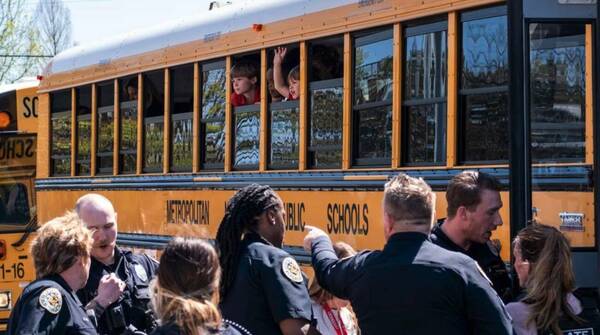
327 203 369 236
0 262 25 280
22 97 38 118
166 200 210 225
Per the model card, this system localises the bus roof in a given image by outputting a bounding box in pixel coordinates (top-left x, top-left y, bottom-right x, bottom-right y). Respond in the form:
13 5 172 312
0 78 39 95
44 0 353 77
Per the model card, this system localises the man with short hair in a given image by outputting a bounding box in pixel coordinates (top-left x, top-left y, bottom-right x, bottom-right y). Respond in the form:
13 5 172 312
8 212 98 334
431 170 512 302
304 174 512 334
75 194 158 335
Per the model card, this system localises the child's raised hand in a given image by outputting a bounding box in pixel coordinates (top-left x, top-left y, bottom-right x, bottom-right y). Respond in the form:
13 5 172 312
273 47 287 65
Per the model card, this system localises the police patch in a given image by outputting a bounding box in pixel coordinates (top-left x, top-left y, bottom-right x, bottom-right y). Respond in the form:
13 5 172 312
39 287 62 314
282 257 303 283
134 263 148 282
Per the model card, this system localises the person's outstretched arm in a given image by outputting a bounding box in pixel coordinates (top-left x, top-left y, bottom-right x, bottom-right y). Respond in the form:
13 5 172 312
273 47 290 97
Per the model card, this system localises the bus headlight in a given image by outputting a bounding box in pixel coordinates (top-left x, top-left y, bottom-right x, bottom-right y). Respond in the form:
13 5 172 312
0 291 11 310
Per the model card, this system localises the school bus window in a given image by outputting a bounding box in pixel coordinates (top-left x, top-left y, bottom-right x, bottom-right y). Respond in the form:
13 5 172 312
143 70 165 173
231 54 261 170
308 37 344 169
352 28 393 166
269 45 299 169
403 21 447 166
119 76 138 174
200 60 226 170
76 85 92 175
170 64 194 172
50 89 71 176
459 6 508 163
0 183 29 224
529 23 586 163
97 81 114 175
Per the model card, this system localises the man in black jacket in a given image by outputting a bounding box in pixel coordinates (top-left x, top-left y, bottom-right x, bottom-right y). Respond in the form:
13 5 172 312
304 173 512 335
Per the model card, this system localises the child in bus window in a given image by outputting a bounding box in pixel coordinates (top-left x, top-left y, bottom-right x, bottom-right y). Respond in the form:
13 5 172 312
266 68 284 102
273 47 299 100
231 62 260 106
125 78 138 101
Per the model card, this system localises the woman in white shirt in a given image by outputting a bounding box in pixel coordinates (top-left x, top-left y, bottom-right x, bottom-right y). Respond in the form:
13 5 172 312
309 242 359 335
506 223 598 335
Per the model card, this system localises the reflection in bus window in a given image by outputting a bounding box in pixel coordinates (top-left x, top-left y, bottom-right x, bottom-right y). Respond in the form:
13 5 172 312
76 86 91 175
404 22 447 165
270 103 299 169
97 82 114 175
529 23 585 162
459 7 508 163
234 106 260 169
201 61 226 170
0 183 29 224
170 65 193 172
353 28 393 166
119 76 137 174
143 71 165 173
50 90 71 176
308 38 344 169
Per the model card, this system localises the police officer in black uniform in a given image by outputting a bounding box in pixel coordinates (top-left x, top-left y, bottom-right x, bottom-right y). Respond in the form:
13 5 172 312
304 174 512 335
430 170 513 302
216 184 315 335
75 194 159 335
8 212 97 335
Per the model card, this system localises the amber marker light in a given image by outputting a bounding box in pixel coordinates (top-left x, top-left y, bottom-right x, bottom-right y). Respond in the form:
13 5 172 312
253 23 263 32
0 111 10 128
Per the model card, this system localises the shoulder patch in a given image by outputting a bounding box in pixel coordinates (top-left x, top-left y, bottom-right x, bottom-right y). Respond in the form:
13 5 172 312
282 257 303 283
134 263 148 282
39 287 62 314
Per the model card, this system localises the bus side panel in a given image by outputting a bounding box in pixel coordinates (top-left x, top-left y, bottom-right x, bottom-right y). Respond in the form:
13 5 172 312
37 95 50 179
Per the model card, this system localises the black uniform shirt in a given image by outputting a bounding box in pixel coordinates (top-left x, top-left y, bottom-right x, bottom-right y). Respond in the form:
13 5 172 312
220 232 313 335
430 222 513 302
311 232 513 335
8 274 97 335
77 247 159 334
150 321 244 335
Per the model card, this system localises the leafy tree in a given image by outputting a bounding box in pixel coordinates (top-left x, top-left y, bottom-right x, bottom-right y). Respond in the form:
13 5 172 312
0 0 39 83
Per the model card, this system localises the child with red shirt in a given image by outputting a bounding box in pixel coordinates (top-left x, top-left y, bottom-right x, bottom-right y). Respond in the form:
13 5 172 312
230 62 260 107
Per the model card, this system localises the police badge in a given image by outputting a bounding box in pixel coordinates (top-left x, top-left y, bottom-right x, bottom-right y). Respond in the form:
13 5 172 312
282 257 303 283
39 287 62 314
134 263 148 282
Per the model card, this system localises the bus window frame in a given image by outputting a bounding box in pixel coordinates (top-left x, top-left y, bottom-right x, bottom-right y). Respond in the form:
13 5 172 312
351 26 394 168
268 99 300 170
75 113 92 175
170 111 193 173
50 110 71 177
143 114 165 174
169 64 195 173
96 104 115 175
199 59 227 171
457 5 510 165
402 18 448 167
232 104 261 171
307 79 344 169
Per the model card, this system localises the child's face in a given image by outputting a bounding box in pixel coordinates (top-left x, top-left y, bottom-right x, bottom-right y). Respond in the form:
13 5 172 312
233 76 256 95
288 78 300 99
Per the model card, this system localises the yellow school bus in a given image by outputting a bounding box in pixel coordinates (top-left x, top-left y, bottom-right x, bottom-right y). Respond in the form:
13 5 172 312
0 79 39 330
32 0 600 301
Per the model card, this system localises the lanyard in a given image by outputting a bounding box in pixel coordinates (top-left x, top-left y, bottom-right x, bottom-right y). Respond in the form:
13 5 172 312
323 304 348 335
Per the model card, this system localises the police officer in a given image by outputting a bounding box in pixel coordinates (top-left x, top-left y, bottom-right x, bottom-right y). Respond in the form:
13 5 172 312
430 170 513 302
75 194 159 335
304 174 513 335
216 184 315 335
8 212 97 334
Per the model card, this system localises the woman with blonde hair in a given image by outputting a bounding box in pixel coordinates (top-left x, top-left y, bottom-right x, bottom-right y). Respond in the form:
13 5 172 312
507 223 600 334
150 237 247 335
309 242 359 335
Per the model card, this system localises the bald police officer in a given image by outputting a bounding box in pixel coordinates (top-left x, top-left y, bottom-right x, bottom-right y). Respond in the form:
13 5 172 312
430 171 512 302
8 212 97 334
75 194 158 335
304 174 512 334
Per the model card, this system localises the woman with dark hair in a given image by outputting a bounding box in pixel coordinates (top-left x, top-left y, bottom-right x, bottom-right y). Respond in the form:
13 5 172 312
507 224 600 334
150 237 245 335
216 184 315 335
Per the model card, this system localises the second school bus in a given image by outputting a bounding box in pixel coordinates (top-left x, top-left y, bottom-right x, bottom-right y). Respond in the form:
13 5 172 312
28 0 600 310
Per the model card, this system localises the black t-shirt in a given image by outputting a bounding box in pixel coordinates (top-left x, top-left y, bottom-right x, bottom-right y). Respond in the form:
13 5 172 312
220 232 312 335
8 275 98 335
